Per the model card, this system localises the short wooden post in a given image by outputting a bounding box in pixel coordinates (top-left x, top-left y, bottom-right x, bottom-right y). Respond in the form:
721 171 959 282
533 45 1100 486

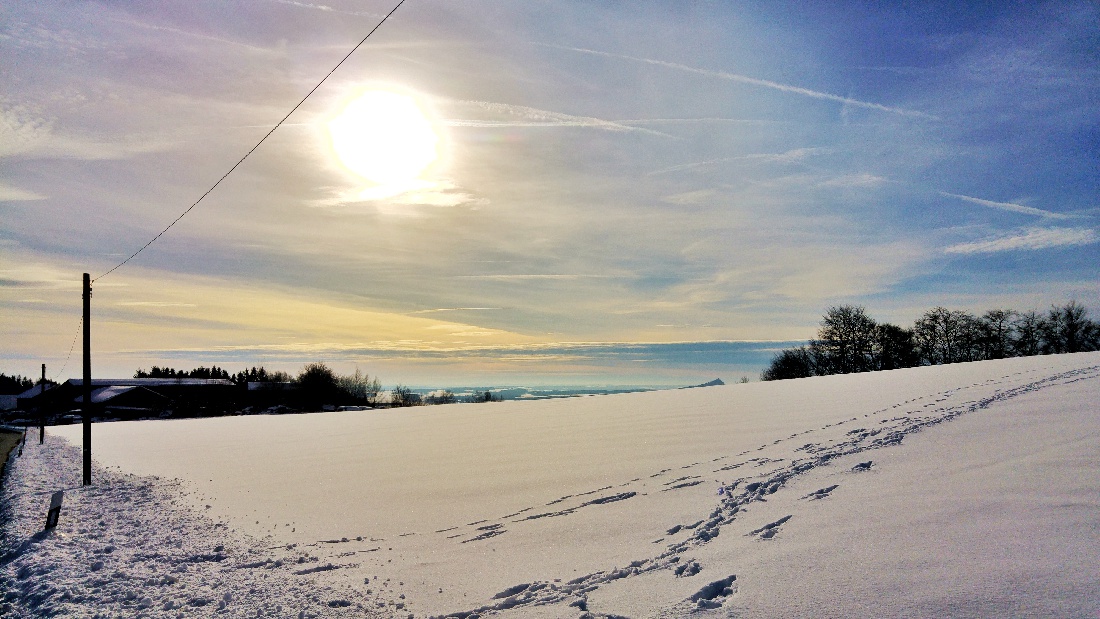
45 490 63 529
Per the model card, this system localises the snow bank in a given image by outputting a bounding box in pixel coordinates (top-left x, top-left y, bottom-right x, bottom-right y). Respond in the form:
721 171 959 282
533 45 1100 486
2 352 1098 618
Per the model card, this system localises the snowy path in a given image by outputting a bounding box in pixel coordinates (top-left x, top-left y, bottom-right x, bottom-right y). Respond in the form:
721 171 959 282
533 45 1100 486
3 353 1099 617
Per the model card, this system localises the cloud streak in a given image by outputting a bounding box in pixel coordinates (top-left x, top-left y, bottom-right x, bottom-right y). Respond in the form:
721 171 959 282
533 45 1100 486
109 17 279 54
0 182 46 201
544 44 939 120
261 0 383 18
940 192 1069 219
946 227 1097 254
455 274 612 281
649 147 830 175
410 308 503 314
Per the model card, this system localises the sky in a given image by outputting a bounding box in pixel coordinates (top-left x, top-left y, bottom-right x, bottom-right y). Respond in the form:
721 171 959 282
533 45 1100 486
1 0 1098 386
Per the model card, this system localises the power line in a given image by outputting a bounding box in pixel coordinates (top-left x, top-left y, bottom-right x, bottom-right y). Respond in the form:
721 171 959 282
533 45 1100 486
95 0 409 282
51 314 82 382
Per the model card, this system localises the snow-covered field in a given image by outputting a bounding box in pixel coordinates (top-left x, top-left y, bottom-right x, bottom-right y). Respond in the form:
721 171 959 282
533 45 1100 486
3 352 1099 618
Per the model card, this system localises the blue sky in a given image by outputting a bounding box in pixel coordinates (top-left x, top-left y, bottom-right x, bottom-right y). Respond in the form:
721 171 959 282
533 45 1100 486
1 0 1097 385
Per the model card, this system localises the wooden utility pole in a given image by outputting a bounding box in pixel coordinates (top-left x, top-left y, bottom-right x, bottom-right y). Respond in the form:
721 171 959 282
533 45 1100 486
83 273 92 486
39 363 45 444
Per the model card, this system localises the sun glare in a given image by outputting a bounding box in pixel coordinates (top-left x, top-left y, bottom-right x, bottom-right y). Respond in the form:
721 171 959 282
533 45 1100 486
328 90 438 191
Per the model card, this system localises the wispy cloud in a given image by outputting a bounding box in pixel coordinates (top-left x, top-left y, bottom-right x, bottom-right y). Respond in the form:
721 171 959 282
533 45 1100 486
117 301 198 308
0 182 46 201
946 227 1097 254
261 0 383 18
446 100 671 137
0 106 172 160
314 179 486 211
820 173 889 188
617 118 789 126
410 307 503 314
650 147 829 175
455 274 612 281
662 189 718 205
940 192 1069 219
109 17 279 54
0 264 82 289
543 44 939 120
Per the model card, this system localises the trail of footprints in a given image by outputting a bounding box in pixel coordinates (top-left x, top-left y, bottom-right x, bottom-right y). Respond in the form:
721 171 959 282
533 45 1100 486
234 366 1093 617
417 364 1100 618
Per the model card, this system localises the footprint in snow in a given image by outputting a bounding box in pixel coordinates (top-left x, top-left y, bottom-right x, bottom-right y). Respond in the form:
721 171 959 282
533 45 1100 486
800 485 839 500
748 515 791 540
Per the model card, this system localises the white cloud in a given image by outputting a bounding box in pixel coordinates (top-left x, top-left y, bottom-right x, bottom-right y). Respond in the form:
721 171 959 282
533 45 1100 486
946 227 1098 254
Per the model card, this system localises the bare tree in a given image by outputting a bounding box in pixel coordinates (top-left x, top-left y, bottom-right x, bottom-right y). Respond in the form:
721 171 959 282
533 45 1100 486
425 390 456 405
1011 310 1044 356
872 323 918 370
1043 301 1100 354
914 307 980 365
811 305 877 374
338 367 382 404
977 309 1017 360
390 384 417 407
761 346 815 381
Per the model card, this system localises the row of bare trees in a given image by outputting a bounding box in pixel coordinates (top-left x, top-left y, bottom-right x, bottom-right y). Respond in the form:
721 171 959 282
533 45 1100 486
762 301 1100 381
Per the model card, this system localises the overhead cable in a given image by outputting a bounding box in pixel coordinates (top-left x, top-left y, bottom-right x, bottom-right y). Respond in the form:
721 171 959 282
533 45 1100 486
95 0 409 281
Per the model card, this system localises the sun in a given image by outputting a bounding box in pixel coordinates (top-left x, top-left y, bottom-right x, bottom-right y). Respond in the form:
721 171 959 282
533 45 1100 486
328 90 439 191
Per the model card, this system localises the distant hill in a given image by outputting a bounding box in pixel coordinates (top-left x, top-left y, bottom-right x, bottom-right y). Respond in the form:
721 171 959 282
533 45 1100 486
682 378 725 389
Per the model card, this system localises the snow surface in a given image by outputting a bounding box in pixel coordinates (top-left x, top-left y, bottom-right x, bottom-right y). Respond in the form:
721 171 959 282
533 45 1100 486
3 352 1099 618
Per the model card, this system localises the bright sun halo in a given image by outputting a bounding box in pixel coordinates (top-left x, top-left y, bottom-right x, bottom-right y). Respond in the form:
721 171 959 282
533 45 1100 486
328 90 438 191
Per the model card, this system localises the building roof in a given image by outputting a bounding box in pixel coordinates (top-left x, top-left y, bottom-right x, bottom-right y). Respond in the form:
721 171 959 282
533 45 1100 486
15 383 53 399
74 385 173 405
88 386 138 404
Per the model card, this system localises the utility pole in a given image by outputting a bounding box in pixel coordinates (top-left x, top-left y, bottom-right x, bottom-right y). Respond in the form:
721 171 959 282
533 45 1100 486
83 273 92 486
39 363 45 444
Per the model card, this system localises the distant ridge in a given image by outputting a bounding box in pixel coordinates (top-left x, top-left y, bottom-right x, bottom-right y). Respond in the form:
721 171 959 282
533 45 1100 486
682 378 725 389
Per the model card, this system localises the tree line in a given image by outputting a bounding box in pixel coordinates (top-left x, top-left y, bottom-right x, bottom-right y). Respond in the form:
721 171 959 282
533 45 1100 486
0 374 36 395
134 365 294 384
130 363 496 408
762 301 1100 381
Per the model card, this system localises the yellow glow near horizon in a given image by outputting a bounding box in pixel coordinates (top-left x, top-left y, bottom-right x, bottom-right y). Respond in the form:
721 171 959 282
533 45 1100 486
328 90 439 191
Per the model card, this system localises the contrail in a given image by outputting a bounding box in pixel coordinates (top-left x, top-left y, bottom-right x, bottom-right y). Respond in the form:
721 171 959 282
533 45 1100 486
543 44 939 121
449 100 673 137
940 192 1069 219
